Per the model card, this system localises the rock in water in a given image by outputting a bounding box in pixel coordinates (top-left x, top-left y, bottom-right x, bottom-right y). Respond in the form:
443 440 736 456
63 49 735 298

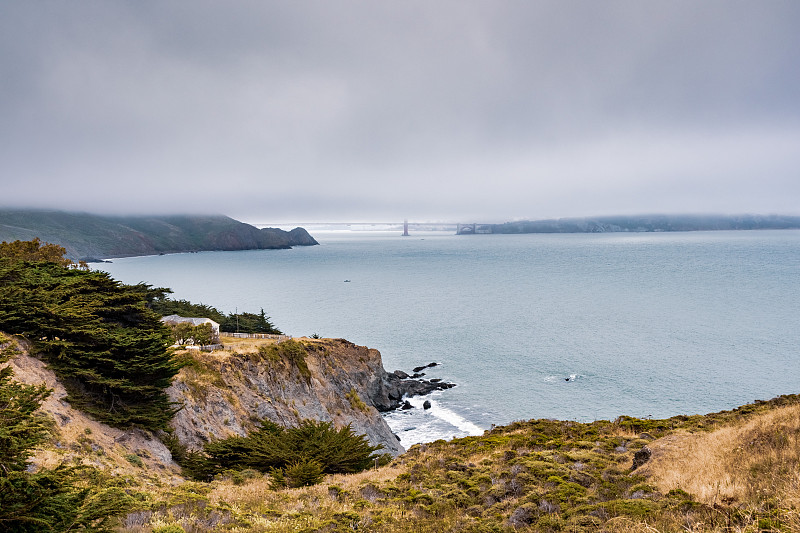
423 400 431 410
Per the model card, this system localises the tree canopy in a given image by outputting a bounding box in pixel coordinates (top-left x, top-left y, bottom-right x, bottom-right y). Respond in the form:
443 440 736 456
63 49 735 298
0 237 86 269
192 419 386 487
148 295 281 335
0 241 181 431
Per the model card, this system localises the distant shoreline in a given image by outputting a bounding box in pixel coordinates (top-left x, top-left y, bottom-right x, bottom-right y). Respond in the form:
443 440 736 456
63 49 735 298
454 214 800 235
0 209 318 261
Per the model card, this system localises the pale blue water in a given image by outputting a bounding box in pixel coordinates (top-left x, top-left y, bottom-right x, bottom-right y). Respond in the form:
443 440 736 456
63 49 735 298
97 230 800 447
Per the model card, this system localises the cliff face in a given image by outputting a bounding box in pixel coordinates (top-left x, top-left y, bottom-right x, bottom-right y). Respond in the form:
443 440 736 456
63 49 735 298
169 338 422 457
285 227 318 246
4 334 446 483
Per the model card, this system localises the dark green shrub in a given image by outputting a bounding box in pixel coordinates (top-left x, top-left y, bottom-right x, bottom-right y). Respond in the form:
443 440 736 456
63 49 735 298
221 309 281 334
229 468 260 485
147 294 281 335
125 453 144 467
201 419 385 486
282 459 325 487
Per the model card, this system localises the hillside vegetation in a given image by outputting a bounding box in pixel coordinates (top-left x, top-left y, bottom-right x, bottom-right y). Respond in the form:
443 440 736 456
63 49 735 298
150 297 282 335
0 210 317 261
4 329 800 531
2 238 798 532
107 395 798 533
6 325 799 532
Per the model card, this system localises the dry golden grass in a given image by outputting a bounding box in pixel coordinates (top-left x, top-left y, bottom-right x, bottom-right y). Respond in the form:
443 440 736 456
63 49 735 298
643 403 800 510
206 461 406 511
128 463 417 532
115 402 800 532
215 335 284 354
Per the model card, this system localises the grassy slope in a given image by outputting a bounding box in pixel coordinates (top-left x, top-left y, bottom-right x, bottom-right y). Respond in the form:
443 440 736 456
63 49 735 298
123 391 800 532
7 329 797 532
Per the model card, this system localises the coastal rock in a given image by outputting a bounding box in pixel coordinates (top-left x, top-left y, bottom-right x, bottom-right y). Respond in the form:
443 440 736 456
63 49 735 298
286 227 319 246
423 400 432 410
507 506 535 528
632 445 652 470
7 334 453 469
369 369 455 412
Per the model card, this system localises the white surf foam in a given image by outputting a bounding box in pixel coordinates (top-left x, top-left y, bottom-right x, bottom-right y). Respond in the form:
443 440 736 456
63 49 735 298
407 397 484 436
384 395 485 447
545 373 579 383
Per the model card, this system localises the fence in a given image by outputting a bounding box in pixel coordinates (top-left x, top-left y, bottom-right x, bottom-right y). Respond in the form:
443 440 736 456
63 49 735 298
181 344 225 352
220 332 292 342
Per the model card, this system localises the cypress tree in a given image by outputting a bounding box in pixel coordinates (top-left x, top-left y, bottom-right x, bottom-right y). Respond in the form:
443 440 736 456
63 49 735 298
199 418 385 483
0 246 181 431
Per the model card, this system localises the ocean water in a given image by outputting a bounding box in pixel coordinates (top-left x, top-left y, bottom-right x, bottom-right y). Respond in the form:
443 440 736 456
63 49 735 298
96 230 800 448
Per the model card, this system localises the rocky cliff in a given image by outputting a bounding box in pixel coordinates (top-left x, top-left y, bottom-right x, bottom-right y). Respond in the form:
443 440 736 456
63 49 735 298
4 334 452 481
169 337 454 457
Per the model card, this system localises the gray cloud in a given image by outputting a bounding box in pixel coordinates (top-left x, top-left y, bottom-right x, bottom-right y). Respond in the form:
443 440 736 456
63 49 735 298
1 1 799 223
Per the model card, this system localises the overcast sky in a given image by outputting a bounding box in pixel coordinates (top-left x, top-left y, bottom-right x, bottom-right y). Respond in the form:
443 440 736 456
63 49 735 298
1 1 799 224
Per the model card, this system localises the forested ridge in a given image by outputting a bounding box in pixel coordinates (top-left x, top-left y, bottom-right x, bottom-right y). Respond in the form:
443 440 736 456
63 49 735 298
0 209 318 261
476 214 800 234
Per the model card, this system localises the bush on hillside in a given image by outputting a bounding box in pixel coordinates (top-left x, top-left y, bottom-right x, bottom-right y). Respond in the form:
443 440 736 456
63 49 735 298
187 419 387 484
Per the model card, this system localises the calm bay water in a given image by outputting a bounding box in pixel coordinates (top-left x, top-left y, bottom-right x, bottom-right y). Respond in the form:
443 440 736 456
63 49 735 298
97 230 800 447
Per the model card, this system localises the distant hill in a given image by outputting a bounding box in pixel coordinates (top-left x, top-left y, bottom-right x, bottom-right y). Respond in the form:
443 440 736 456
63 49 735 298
0 210 318 261
458 214 800 234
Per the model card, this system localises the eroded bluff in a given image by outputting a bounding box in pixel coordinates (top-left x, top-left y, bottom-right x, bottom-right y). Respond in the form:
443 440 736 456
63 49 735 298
169 338 454 457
